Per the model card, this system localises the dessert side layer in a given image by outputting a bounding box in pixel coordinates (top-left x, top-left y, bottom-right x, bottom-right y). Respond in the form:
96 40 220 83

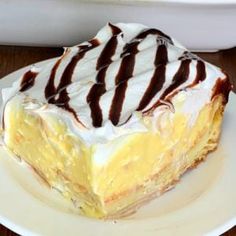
1 23 231 218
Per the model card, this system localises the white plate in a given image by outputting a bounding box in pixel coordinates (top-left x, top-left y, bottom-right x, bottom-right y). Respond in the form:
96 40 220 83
0 59 236 236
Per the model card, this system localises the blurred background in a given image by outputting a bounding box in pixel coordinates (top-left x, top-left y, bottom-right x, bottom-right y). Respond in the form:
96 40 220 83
0 0 235 51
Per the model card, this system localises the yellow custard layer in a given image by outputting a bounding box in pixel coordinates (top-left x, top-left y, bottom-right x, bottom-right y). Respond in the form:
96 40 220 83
3 95 224 218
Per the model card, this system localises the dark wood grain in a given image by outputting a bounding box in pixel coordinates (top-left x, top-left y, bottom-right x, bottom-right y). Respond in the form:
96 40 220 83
197 48 236 92
0 45 235 236
0 45 63 79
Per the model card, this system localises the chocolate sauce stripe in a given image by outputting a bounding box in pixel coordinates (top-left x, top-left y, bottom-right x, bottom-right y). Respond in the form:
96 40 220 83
87 69 108 127
87 84 106 127
109 29 173 125
165 60 206 99
144 59 191 113
96 36 118 70
194 60 206 83
45 57 62 102
108 23 122 37
109 41 139 125
56 38 101 92
159 59 191 100
154 44 168 67
109 81 128 126
87 24 121 127
137 66 166 111
137 44 168 111
44 39 100 125
20 70 39 92
136 28 173 44
211 76 232 103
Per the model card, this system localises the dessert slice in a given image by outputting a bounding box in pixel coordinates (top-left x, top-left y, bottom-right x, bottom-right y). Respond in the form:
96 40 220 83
1 23 231 218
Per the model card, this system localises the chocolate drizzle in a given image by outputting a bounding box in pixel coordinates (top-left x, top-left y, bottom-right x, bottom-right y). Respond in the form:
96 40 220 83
109 39 140 125
45 58 62 103
96 25 121 70
42 25 179 127
110 81 129 126
154 44 168 66
20 70 38 92
137 65 166 112
45 39 100 122
87 24 121 127
144 59 191 112
14 23 228 129
86 68 107 127
160 59 191 100
136 28 173 44
178 51 199 61
109 29 173 125
109 22 123 35
137 44 168 111
211 76 232 103
195 60 206 82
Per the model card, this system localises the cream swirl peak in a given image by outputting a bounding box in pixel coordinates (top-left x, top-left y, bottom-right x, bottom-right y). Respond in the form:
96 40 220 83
5 23 231 128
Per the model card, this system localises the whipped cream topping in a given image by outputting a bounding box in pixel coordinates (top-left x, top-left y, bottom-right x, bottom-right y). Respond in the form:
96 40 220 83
1 23 231 145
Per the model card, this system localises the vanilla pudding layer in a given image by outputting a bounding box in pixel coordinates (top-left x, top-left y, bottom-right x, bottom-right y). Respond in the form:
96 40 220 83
4 94 225 218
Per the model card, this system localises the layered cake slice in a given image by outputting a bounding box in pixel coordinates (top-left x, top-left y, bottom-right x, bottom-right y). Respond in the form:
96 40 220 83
1 23 231 218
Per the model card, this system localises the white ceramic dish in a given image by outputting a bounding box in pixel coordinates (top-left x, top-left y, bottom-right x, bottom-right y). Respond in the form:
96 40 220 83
0 0 236 51
0 59 236 236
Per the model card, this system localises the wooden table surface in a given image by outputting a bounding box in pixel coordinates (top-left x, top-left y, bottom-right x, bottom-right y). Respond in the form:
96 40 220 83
0 45 235 236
